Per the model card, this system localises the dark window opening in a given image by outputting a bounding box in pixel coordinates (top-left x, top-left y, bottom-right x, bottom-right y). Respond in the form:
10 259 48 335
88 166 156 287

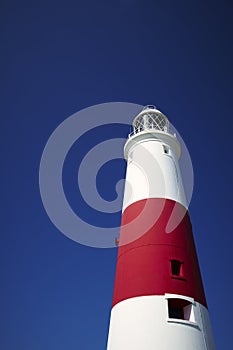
171 260 183 276
163 145 169 154
169 306 184 319
168 298 194 321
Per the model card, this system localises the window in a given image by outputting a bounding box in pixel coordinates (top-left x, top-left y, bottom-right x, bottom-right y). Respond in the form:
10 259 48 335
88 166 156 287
168 298 194 322
170 260 183 277
163 144 169 154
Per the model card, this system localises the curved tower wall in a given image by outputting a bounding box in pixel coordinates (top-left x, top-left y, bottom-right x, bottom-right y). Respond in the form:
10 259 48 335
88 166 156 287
107 107 215 350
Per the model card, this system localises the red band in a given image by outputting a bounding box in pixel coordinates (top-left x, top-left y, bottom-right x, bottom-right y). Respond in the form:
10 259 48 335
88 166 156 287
112 198 207 308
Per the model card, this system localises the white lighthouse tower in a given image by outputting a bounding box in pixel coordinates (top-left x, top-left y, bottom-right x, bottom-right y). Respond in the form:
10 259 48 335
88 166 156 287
107 106 215 349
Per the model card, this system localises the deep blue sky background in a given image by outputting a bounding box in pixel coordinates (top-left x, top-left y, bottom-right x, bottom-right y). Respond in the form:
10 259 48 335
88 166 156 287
1 1 233 349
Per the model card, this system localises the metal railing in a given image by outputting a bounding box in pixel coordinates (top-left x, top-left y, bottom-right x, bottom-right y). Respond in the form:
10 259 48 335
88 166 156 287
128 108 176 138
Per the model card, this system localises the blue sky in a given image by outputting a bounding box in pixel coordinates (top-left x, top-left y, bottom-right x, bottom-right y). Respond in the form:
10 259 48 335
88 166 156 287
1 1 233 349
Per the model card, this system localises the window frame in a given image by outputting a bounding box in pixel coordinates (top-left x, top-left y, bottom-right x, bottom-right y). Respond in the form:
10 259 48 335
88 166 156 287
162 144 170 154
165 294 197 327
170 259 185 280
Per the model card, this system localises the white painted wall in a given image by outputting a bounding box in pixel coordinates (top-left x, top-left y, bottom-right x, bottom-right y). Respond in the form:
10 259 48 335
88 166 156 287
122 133 186 212
107 295 215 350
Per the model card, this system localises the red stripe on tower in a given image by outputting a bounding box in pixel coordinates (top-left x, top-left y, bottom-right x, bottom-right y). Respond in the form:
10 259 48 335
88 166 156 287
107 106 215 350
113 198 207 308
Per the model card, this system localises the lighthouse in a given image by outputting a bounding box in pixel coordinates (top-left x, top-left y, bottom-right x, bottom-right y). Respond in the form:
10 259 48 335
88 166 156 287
107 106 215 349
